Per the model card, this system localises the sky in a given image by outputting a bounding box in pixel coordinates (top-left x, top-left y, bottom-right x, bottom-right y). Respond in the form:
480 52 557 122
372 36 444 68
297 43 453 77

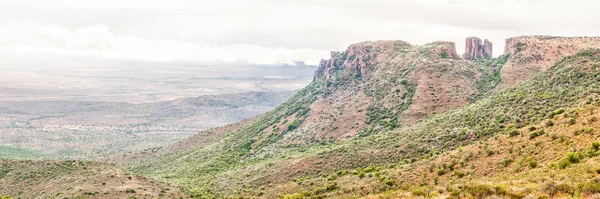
1 0 600 67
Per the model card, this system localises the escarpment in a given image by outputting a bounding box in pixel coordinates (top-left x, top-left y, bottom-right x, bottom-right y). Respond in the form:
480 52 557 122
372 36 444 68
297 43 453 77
499 36 600 88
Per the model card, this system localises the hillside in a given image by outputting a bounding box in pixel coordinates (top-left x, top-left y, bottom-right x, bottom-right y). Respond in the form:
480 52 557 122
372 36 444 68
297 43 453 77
0 159 186 199
256 48 600 198
499 36 600 89
127 38 511 197
125 37 600 198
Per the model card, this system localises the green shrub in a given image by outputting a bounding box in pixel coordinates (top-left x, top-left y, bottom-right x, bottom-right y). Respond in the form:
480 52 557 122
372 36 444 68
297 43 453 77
437 169 446 176
384 179 394 186
568 118 577 125
528 126 537 132
566 152 582 164
578 181 600 194
530 130 544 139
498 158 513 167
125 188 136 193
454 171 465 178
281 193 305 199
558 159 571 169
357 172 365 178
543 181 574 197
441 51 449 59
508 129 520 137
325 182 338 191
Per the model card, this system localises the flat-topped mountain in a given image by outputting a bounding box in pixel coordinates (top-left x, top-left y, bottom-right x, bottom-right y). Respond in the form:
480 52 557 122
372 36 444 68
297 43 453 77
500 35 600 88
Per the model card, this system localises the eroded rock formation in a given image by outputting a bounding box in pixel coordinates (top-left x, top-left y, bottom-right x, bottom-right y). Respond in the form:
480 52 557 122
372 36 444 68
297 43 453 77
463 37 493 60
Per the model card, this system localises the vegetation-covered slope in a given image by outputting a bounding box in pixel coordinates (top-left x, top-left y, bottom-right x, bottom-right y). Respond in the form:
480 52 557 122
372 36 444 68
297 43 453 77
130 45 600 198
127 40 510 197
0 159 185 199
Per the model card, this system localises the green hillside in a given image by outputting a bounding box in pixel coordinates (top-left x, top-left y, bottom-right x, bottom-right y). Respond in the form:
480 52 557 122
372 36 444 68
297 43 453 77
129 46 600 198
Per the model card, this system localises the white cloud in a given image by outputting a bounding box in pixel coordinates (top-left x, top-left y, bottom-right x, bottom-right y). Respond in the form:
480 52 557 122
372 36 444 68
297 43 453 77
1 0 600 66
0 22 327 65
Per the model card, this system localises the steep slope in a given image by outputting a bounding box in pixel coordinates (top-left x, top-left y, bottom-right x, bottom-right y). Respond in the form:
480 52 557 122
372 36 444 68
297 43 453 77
287 103 600 199
300 40 492 142
128 39 508 197
248 49 600 199
0 159 186 199
499 36 600 89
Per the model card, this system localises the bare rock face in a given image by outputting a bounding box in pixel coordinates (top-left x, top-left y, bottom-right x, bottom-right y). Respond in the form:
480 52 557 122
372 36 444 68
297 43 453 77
463 37 492 60
483 39 493 58
344 44 372 76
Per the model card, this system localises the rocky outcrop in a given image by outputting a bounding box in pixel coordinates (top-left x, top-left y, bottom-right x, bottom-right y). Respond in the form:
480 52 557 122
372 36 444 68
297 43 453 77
504 36 600 66
483 39 493 59
498 36 600 89
433 41 460 59
463 37 492 60
314 51 346 82
344 44 372 76
315 40 465 82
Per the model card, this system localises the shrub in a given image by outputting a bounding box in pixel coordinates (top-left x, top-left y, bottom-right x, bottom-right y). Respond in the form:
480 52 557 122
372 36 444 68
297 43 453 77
437 169 446 176
462 184 495 199
593 142 600 150
578 181 600 194
125 188 136 193
508 129 520 137
357 172 365 178
543 181 574 197
558 159 571 169
585 127 595 134
566 152 582 164
529 160 538 168
528 126 537 132
282 193 305 199
384 179 394 186
545 120 555 127
325 182 338 191
568 118 577 125
530 130 544 139
454 171 465 178
441 51 449 58
499 158 513 167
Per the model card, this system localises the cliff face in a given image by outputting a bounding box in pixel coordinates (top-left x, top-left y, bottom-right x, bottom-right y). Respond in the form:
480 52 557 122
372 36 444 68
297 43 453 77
305 40 483 143
463 37 493 60
499 36 600 88
314 40 463 82
314 41 410 84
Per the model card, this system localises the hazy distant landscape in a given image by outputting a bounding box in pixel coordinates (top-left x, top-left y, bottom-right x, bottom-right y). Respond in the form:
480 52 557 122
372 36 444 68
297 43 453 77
0 62 315 159
0 61 315 102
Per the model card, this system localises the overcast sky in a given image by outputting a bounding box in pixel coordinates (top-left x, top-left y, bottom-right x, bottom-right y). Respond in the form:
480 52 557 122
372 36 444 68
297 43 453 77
1 0 599 67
